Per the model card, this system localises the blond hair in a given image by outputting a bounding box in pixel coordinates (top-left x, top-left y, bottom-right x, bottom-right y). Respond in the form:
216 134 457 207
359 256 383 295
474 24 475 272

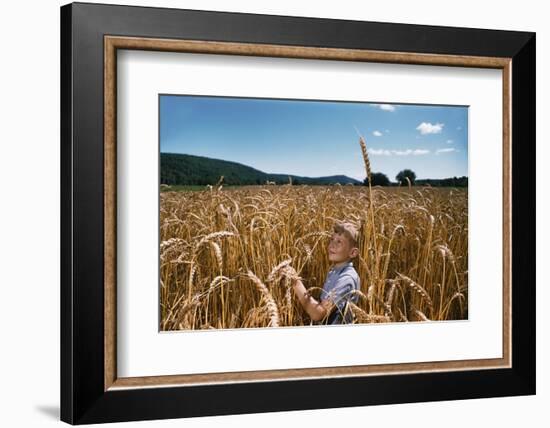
333 221 360 248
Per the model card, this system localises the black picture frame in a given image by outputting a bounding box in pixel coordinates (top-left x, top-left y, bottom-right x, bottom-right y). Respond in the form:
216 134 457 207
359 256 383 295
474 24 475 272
60 2 535 424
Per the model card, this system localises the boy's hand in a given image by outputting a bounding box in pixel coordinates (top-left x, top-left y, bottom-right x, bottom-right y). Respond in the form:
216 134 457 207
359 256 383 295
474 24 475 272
282 265 301 286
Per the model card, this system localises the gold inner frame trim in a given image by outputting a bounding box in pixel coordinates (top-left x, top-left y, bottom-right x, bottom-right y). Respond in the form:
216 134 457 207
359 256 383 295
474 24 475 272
104 35 512 391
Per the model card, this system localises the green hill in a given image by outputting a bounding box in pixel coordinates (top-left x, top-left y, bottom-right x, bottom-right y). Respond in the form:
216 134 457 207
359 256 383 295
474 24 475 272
160 153 363 186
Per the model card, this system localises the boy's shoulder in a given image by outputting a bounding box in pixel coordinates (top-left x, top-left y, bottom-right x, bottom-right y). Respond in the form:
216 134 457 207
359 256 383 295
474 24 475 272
334 262 359 283
327 261 359 279
340 261 359 276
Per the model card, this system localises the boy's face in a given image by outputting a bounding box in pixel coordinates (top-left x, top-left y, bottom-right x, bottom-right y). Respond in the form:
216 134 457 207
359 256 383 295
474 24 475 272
327 232 358 263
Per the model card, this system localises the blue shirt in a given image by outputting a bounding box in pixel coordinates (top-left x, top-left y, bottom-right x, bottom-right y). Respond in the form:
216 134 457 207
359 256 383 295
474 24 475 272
318 261 360 325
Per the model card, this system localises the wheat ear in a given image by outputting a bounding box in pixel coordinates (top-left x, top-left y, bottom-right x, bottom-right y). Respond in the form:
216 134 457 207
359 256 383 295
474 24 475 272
246 270 280 327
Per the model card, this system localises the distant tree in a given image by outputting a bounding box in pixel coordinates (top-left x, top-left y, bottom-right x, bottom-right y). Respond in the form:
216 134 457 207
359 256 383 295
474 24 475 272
363 172 390 186
415 176 468 187
396 169 417 186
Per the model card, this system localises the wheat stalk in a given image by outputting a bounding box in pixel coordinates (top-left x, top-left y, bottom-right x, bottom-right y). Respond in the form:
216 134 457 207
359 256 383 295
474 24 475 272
195 231 236 251
267 258 293 282
349 302 390 323
414 308 430 321
359 135 372 183
245 270 280 327
397 272 433 308
210 241 223 271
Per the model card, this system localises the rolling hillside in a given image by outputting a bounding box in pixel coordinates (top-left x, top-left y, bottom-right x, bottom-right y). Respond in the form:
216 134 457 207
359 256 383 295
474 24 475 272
160 153 363 186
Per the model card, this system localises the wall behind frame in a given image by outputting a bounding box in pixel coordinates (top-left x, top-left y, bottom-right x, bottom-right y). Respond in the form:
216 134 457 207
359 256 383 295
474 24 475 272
0 1 545 427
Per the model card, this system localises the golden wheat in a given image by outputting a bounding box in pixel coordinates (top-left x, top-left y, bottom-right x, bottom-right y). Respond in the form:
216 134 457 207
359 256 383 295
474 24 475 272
159 184 468 330
245 270 280 327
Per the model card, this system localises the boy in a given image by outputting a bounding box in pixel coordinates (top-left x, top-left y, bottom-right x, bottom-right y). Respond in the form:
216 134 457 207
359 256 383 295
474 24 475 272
290 221 361 325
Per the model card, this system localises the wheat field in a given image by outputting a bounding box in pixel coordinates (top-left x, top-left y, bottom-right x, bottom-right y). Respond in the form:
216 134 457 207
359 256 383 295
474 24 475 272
159 183 468 331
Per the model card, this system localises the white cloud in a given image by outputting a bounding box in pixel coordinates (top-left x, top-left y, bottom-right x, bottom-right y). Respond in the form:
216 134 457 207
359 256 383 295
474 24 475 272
416 122 444 135
446 139 453 144
392 149 412 156
368 148 392 156
368 148 430 156
378 104 396 112
373 130 383 137
436 148 457 154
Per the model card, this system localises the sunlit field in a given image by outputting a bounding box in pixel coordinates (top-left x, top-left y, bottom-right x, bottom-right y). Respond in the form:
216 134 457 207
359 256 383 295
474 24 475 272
160 184 468 331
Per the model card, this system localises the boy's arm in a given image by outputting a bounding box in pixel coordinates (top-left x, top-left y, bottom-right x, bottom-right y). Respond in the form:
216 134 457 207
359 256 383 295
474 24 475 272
291 278 335 322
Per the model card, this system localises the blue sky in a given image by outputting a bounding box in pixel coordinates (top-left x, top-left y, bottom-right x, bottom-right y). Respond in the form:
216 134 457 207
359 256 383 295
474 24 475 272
160 95 468 181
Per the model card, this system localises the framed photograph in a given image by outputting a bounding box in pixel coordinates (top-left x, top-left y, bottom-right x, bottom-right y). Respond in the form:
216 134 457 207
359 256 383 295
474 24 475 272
60 2 536 424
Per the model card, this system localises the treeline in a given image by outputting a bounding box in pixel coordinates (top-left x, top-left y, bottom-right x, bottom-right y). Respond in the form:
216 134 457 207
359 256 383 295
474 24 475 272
160 153 362 186
365 169 468 187
416 177 468 187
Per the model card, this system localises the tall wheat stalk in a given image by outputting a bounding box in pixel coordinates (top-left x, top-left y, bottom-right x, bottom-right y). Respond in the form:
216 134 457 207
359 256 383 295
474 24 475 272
358 132 380 313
